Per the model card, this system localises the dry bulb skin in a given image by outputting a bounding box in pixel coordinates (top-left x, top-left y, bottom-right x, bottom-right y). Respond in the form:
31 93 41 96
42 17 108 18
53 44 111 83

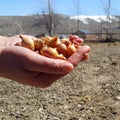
19 35 83 60
20 35 35 50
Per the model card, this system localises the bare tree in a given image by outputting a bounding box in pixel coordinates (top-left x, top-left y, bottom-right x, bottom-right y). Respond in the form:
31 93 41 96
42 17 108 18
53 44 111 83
14 21 25 34
42 0 60 36
76 0 80 31
73 0 81 31
100 0 113 41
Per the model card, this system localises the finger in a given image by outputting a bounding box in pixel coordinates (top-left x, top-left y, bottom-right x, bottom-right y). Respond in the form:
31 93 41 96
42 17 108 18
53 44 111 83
22 49 74 74
81 53 89 61
68 45 91 67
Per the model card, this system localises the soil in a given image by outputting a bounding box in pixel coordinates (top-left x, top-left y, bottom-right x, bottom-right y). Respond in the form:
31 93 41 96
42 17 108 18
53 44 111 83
0 42 120 120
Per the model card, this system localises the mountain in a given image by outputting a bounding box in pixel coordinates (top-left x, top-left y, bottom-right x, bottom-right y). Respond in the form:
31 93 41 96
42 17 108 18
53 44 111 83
70 15 119 24
70 15 120 33
0 15 120 36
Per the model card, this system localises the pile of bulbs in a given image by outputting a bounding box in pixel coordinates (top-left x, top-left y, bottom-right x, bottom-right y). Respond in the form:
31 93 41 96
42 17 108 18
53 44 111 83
19 35 83 60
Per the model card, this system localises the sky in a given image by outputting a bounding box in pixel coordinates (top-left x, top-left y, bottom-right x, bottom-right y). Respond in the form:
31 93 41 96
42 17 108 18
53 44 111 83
0 0 120 16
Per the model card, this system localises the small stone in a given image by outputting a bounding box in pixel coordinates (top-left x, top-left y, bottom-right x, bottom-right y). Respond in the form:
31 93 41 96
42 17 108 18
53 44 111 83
115 96 120 100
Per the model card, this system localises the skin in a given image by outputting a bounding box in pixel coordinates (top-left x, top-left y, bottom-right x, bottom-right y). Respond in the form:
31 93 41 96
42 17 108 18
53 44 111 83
0 35 91 88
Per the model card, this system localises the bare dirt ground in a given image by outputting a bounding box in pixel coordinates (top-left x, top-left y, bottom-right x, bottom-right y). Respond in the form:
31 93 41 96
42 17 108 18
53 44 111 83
0 42 120 120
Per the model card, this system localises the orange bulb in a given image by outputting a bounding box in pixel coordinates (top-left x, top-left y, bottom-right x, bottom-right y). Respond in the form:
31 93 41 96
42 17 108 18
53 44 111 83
56 43 67 57
19 35 82 60
40 46 66 60
67 44 76 57
34 38 44 50
20 35 35 50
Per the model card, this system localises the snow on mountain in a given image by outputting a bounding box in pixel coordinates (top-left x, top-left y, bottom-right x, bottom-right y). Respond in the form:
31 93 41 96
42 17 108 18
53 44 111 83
70 15 119 24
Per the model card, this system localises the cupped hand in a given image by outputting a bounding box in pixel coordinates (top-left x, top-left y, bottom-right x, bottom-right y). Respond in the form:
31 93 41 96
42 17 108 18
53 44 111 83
0 35 91 88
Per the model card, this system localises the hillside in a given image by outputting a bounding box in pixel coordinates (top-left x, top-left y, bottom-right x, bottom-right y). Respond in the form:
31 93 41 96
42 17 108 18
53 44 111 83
0 15 119 36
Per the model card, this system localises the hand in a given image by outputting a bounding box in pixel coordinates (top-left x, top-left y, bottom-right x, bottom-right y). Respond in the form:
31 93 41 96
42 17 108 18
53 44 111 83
0 35 91 88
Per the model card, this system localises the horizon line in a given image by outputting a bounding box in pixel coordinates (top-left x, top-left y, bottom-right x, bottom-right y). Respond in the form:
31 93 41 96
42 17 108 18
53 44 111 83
0 13 119 17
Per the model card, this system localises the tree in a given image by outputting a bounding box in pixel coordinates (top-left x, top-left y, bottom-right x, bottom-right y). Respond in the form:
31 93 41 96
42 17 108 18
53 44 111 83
100 0 113 41
73 0 81 31
42 0 60 36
